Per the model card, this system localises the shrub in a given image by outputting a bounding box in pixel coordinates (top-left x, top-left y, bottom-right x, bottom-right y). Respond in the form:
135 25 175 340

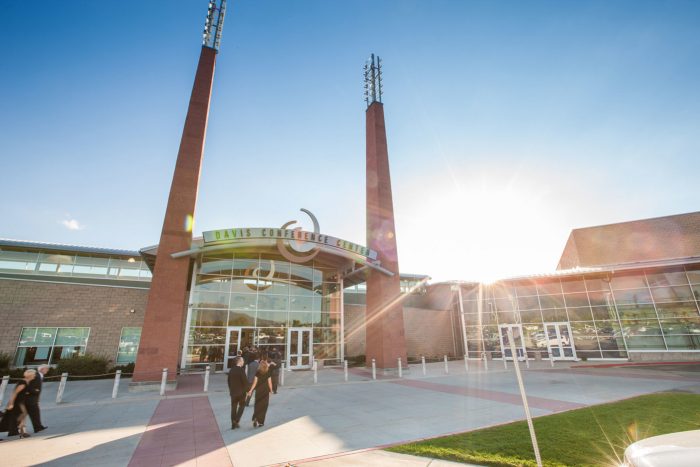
0 352 11 370
0 367 27 380
56 354 110 378
110 362 135 375
346 355 366 367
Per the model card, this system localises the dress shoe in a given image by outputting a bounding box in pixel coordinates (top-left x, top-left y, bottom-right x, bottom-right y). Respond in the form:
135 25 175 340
35 426 47 433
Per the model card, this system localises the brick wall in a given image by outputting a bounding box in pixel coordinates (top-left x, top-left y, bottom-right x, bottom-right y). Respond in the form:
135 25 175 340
344 303 459 359
0 278 148 364
558 211 700 269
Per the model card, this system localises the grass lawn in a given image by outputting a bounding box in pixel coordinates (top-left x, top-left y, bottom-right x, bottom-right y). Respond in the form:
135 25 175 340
388 392 700 467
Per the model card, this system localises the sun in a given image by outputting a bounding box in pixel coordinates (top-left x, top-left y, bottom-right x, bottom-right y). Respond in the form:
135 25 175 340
397 170 566 283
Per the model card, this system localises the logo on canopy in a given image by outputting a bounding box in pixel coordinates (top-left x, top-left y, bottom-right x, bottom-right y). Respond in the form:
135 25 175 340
244 208 321 291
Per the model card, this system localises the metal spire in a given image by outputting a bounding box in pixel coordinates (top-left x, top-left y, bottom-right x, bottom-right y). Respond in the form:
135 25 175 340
364 54 383 107
203 0 227 52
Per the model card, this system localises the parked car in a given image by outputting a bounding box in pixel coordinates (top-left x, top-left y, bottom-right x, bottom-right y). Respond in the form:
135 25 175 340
623 429 700 466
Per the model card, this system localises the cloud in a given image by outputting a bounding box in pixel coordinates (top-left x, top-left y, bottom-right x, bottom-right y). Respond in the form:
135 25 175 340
61 218 84 231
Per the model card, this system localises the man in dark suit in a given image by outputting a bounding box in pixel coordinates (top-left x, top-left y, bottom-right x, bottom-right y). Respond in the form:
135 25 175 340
26 364 49 433
227 356 248 429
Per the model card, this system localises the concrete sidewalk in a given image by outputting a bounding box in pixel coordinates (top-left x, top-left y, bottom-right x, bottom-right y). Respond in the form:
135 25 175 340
1 361 697 466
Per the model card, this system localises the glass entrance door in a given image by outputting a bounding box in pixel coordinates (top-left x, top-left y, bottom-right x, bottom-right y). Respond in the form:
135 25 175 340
543 322 577 360
224 327 255 371
498 324 527 360
287 327 312 369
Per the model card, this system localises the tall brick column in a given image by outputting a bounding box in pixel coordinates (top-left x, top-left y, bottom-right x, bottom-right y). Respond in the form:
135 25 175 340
132 46 217 384
365 101 408 369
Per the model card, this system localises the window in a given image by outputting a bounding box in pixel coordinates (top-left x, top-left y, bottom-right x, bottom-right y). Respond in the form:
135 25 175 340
14 327 89 367
116 327 142 364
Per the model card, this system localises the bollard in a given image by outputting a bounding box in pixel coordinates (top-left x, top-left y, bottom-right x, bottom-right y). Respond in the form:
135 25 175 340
550 354 554 367
56 373 68 404
421 355 426 376
371 359 376 380
280 362 285 386
525 355 530 369
112 370 122 399
503 356 508 369
204 365 211 392
464 355 469 373
398 357 403 378
0 375 9 406
483 353 488 371
343 360 348 382
160 368 168 396
444 355 449 374
313 360 318 384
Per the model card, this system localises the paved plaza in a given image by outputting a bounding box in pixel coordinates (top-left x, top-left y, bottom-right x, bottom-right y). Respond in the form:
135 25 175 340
1 360 699 466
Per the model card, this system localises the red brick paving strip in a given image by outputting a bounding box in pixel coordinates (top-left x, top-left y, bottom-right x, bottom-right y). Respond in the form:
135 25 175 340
128 396 232 467
391 379 586 412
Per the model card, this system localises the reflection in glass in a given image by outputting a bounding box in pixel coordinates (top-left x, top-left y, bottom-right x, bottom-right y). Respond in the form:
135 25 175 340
655 302 699 318
610 275 647 290
650 286 694 303
646 270 689 287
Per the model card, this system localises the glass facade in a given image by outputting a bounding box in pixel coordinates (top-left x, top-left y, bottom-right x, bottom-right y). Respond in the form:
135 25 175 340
0 248 152 281
184 252 342 370
459 264 700 359
14 327 90 366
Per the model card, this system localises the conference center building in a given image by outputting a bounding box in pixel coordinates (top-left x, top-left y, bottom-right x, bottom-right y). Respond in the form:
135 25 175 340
1 211 699 371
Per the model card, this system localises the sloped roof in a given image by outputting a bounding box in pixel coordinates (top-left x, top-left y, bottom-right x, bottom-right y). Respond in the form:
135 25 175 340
557 211 700 269
0 238 140 258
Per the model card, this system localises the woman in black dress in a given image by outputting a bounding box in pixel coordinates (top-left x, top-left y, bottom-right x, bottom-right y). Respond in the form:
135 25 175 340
246 360 273 427
5 369 36 438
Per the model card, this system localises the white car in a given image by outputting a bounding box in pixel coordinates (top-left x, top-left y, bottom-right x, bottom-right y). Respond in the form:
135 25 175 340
623 429 700 466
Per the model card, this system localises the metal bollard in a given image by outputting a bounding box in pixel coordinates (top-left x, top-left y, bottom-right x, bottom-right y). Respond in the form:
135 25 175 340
280 362 285 386
483 353 488 371
398 357 402 378
112 370 122 399
550 354 554 367
0 375 9 406
313 360 318 384
56 373 68 404
343 360 348 382
160 368 168 396
525 356 530 369
421 355 426 375
464 355 469 373
503 356 508 369
444 355 449 374
204 365 211 392
371 358 376 380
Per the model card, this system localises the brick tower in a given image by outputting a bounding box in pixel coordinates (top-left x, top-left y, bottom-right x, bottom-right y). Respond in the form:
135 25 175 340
364 55 408 369
132 1 227 386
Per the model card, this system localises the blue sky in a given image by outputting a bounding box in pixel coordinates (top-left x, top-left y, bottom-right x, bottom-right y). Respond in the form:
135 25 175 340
1 1 699 282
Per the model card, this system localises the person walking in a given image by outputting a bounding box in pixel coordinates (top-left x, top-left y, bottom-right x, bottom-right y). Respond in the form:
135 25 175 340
227 356 248 429
245 352 259 407
246 360 273 428
269 347 281 394
5 369 36 439
26 364 48 433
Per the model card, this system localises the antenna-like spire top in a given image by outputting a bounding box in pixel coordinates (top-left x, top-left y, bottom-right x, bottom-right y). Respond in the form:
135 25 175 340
203 0 227 52
363 54 383 107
